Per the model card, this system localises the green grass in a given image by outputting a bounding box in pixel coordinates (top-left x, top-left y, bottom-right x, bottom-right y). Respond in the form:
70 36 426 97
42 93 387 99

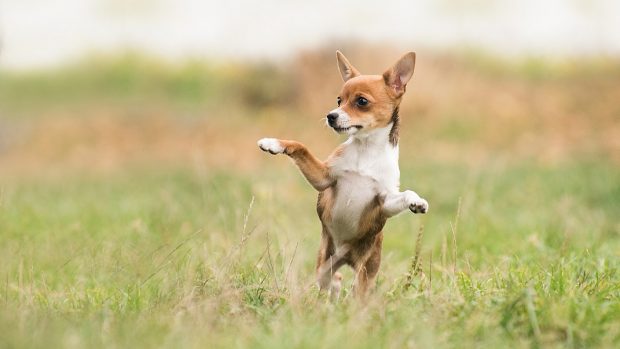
1 161 618 348
1 49 618 348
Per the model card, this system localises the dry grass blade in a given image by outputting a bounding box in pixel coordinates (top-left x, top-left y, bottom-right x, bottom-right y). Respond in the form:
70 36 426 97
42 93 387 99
405 224 425 290
284 242 298 285
140 229 202 287
222 196 257 269
265 232 280 291
428 251 433 297
525 287 542 347
451 197 462 274
240 196 255 247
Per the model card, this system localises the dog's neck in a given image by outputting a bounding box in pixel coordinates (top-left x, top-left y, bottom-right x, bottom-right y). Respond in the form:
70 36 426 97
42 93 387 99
388 107 400 146
349 107 400 149
349 124 393 147
333 118 401 192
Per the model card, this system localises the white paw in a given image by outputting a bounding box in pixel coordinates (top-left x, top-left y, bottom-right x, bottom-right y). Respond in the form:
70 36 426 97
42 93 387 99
257 138 285 155
329 272 343 302
404 191 429 214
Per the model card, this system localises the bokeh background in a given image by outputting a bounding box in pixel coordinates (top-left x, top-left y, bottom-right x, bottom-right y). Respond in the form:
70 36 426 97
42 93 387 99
0 1 619 348
1 0 619 174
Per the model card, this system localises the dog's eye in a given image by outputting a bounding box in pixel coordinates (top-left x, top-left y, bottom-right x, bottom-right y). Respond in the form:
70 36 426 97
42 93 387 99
356 97 369 107
337 97 341 106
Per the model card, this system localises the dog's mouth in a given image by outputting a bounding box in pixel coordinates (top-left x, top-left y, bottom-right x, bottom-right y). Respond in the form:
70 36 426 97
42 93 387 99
332 125 363 133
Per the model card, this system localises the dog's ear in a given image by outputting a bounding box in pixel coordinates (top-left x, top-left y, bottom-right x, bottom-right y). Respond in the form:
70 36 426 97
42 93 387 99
336 51 360 82
383 52 416 97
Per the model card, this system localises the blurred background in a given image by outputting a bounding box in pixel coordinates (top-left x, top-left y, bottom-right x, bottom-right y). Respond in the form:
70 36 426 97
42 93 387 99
1 0 619 176
0 0 619 176
0 1 619 347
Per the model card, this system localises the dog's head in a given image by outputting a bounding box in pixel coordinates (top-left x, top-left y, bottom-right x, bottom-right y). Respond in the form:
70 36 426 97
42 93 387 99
326 51 416 136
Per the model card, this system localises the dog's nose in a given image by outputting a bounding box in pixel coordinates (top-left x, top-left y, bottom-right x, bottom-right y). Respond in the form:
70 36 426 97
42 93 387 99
326 113 338 124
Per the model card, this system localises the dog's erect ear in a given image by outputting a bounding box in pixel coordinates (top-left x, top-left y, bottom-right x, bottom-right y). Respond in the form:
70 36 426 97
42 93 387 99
383 52 416 97
336 51 360 82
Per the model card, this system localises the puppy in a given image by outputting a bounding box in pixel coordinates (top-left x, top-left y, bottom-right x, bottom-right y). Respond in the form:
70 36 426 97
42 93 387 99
258 51 428 299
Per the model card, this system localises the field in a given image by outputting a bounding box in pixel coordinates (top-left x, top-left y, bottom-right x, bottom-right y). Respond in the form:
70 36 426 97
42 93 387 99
0 47 619 348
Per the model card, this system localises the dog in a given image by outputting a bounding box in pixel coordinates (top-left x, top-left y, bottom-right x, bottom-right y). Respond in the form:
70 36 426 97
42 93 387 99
257 51 428 299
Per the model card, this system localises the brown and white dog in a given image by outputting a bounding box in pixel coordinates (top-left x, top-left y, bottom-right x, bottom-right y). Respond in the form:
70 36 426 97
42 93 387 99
257 51 428 299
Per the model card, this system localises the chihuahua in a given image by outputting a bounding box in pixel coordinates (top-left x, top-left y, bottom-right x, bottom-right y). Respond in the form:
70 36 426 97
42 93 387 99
258 51 428 299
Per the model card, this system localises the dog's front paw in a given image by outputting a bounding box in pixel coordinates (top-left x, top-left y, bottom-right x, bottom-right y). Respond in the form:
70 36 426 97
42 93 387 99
257 138 285 155
410 198 429 214
404 191 429 214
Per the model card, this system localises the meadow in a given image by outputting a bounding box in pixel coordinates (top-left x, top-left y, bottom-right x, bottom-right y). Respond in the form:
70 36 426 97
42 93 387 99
0 47 618 348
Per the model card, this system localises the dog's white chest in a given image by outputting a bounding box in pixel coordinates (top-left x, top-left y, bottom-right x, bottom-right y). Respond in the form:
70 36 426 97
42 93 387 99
327 135 400 241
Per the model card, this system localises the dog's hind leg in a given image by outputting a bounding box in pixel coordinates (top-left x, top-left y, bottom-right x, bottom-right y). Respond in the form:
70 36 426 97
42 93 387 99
351 232 383 300
316 230 349 300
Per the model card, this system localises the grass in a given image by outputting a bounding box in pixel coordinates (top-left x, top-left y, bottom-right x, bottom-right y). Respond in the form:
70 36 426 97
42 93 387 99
0 48 619 348
0 161 618 348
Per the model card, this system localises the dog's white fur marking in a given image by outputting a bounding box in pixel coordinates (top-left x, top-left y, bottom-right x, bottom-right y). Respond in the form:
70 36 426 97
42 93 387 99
383 190 429 217
258 52 428 300
326 124 403 241
327 107 361 135
257 51 424 299
257 138 285 154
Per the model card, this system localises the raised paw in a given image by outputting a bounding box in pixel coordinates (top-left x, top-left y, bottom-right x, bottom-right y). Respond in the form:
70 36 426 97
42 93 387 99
257 138 285 155
403 191 428 214
409 197 429 214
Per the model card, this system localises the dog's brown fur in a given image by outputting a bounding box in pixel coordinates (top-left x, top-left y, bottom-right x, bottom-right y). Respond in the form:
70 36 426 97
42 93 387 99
258 51 424 299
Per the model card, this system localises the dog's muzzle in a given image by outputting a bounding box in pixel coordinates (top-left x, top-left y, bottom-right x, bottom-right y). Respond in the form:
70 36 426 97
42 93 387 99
326 112 339 127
